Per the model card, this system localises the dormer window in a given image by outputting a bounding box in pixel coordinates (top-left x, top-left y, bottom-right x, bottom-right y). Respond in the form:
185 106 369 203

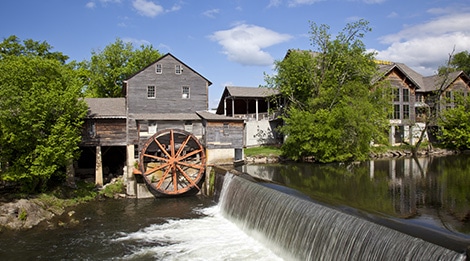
175 65 182 74
155 64 162 74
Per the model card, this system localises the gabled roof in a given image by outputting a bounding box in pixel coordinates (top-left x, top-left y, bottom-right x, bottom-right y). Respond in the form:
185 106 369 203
215 86 280 114
225 86 279 98
125 53 212 86
422 71 469 92
378 62 470 94
377 63 425 90
85 98 126 119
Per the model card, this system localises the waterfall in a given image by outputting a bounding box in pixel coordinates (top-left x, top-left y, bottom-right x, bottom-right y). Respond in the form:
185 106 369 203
218 174 466 261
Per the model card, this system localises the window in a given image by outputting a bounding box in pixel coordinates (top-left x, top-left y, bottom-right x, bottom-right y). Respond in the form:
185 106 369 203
184 121 193 132
393 104 400 119
147 86 156 99
175 65 182 74
223 123 229 136
87 121 96 138
148 121 157 135
403 89 409 102
403 105 409 119
393 88 400 102
155 64 162 74
182 86 190 99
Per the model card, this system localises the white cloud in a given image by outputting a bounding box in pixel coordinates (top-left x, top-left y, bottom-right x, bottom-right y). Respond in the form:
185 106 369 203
122 37 151 46
267 0 282 8
209 24 292 66
288 0 323 7
85 2 96 9
203 9 220 18
374 12 470 75
167 3 181 13
132 0 164 17
362 0 385 4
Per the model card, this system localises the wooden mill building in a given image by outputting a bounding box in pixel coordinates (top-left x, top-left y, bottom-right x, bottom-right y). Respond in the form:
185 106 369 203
77 53 244 197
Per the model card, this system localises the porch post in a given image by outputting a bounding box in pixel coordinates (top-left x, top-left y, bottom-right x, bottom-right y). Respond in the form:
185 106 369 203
224 98 227 116
255 99 259 121
95 145 103 186
231 97 235 117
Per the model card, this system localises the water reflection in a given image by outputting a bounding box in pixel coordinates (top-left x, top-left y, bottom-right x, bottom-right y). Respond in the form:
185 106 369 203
237 154 470 236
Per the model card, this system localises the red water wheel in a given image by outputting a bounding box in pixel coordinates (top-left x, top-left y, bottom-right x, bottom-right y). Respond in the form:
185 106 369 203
139 129 206 197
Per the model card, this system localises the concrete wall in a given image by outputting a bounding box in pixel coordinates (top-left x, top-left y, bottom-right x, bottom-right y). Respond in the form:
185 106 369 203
245 119 279 147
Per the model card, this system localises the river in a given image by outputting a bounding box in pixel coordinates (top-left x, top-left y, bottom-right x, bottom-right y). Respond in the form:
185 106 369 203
0 154 469 260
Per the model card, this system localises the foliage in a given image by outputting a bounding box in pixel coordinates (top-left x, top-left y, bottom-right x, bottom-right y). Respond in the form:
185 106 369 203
439 50 470 76
0 52 87 192
0 35 69 64
99 178 125 198
81 38 162 97
438 94 470 149
264 20 391 163
18 209 28 221
244 146 282 157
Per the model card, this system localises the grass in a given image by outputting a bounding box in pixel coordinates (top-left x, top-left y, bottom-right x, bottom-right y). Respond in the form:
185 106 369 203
244 145 282 157
99 178 125 198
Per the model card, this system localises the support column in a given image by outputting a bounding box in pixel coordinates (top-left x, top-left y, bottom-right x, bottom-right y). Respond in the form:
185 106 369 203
224 98 227 116
126 144 136 197
255 99 259 121
95 146 103 186
231 98 235 117
389 125 395 145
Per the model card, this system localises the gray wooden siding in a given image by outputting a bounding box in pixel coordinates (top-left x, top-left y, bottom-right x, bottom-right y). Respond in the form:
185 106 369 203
81 119 127 146
127 55 208 114
204 122 244 149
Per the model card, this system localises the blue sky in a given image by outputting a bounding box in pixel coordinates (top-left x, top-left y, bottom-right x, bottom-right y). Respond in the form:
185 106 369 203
2 0 470 109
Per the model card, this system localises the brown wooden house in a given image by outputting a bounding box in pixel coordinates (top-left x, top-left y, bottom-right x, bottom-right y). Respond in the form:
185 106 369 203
377 62 470 145
78 53 244 197
78 98 127 186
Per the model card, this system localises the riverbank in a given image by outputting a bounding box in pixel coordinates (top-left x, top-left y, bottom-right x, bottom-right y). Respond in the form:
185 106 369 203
244 147 459 164
0 147 460 231
0 177 125 231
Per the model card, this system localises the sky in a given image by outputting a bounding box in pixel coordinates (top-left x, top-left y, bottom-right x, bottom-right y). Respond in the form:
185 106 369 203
2 0 470 109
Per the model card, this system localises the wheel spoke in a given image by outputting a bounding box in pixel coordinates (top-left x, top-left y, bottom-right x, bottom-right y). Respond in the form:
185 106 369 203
155 167 171 189
143 153 168 162
144 161 170 175
175 135 191 157
155 137 171 158
176 148 203 162
176 164 200 190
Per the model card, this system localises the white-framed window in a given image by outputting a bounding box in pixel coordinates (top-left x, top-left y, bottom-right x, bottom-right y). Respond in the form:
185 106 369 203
223 123 229 136
182 86 190 99
147 86 156 99
148 121 157 135
155 64 162 74
175 65 182 74
184 121 193 132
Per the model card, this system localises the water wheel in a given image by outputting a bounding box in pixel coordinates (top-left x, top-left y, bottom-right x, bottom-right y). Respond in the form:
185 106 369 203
138 129 206 197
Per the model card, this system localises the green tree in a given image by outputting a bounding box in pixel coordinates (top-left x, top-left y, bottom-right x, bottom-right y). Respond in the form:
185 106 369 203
83 38 162 97
0 35 69 63
438 93 470 149
0 49 87 192
264 20 390 163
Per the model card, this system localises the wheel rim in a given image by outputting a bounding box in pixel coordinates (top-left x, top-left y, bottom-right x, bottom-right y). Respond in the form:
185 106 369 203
139 129 206 195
